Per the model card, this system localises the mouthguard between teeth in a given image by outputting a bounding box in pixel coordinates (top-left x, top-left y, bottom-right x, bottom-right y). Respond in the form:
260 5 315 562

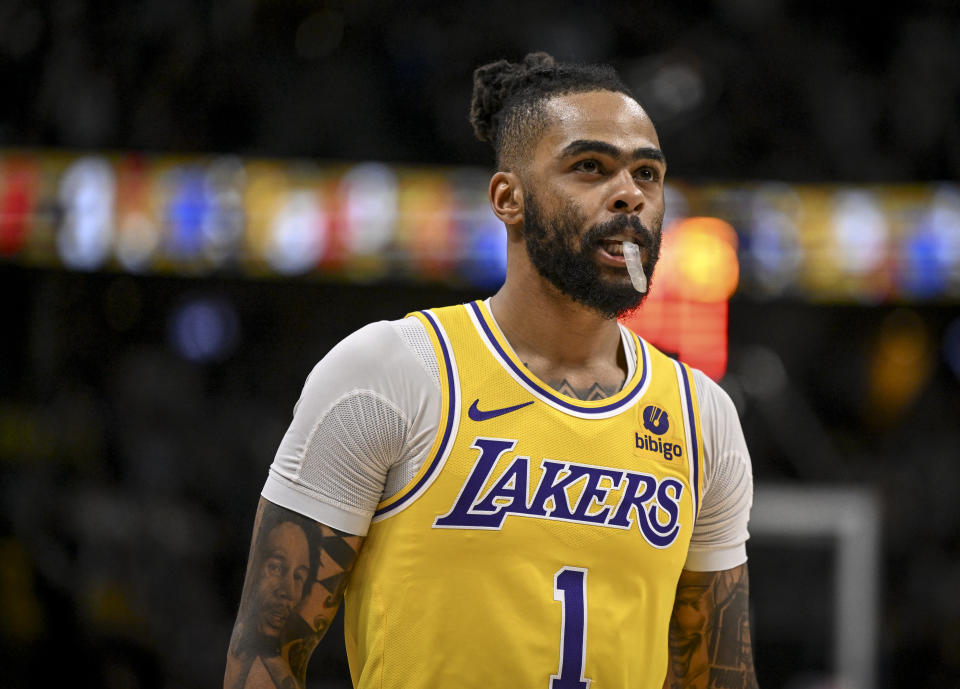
622 241 647 293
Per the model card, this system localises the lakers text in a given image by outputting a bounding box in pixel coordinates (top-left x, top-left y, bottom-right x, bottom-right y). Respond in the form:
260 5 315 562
434 437 684 548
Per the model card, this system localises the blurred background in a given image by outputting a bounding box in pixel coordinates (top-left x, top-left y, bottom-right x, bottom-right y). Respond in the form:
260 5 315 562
1 0 959 687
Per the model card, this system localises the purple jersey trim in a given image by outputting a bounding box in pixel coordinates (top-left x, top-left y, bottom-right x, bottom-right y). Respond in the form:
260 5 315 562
678 363 700 521
468 300 647 415
374 309 456 517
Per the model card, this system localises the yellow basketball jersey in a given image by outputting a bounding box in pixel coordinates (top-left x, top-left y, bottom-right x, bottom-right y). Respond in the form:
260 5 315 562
344 301 705 689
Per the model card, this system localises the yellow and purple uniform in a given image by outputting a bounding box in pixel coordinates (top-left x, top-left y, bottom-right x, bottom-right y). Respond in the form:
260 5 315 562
344 300 705 688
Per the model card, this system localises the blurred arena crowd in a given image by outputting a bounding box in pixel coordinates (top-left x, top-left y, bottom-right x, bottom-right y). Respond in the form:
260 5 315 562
1 0 959 181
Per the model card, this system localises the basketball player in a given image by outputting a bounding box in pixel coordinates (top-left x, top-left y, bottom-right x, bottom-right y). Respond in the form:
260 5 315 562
226 52 758 689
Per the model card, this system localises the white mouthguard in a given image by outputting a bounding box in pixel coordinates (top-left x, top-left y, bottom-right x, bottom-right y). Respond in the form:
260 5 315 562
622 241 647 293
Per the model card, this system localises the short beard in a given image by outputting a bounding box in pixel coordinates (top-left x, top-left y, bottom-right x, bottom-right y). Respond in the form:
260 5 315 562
522 191 662 319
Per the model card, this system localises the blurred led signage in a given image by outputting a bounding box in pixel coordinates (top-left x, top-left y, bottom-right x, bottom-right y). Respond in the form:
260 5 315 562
0 156 35 256
620 217 739 379
1 150 958 304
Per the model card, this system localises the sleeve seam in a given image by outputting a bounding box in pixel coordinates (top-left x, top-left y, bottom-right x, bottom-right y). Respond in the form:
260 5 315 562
267 467 374 519
300 387 412 476
393 316 442 391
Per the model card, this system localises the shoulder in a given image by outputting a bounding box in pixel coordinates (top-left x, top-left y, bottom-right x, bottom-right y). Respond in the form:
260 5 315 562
690 368 739 428
312 317 436 382
294 316 439 420
684 367 753 571
686 366 749 470
314 319 417 371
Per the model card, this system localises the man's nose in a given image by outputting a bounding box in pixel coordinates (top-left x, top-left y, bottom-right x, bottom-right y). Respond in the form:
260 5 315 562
606 169 644 214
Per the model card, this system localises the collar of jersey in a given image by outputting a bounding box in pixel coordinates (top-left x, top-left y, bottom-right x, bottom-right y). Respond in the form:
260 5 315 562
466 299 650 418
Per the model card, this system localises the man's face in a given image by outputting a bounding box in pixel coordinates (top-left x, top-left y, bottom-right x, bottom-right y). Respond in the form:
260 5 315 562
253 521 310 637
519 90 666 317
522 188 661 318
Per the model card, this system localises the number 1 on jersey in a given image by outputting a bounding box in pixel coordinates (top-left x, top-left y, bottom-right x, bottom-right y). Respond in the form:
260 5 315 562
551 567 591 689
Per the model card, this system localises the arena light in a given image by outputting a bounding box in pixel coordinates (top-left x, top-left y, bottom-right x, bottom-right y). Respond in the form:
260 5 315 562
202 156 247 266
746 185 804 296
243 162 290 269
56 156 115 270
397 174 455 278
620 216 738 380
831 190 888 276
166 165 232 266
866 308 933 425
341 163 398 256
462 207 507 287
0 156 36 256
901 228 947 298
168 295 240 363
115 210 161 271
114 156 161 271
926 185 960 296
670 217 740 302
266 189 329 275
451 173 506 288
4 150 960 302
621 299 730 381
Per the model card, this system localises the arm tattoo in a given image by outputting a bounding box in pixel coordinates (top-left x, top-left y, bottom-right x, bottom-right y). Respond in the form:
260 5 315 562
225 498 364 689
663 563 759 689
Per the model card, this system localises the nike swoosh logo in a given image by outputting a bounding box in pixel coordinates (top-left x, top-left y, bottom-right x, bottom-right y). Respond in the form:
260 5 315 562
467 399 534 422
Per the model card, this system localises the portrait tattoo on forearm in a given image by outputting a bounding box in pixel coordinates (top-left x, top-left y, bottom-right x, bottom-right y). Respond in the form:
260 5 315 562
225 499 364 689
664 564 759 689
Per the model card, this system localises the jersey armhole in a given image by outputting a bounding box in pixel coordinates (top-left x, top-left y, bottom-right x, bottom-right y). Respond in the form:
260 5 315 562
674 361 706 524
372 309 461 520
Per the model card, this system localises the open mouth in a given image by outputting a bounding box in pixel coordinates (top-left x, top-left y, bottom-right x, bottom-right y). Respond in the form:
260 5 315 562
601 239 625 256
596 238 633 264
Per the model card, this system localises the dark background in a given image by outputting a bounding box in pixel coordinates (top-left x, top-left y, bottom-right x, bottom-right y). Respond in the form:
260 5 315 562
2 1 960 688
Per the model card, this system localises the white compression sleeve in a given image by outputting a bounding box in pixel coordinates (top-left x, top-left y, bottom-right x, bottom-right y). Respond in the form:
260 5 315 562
262 319 441 535
684 368 754 571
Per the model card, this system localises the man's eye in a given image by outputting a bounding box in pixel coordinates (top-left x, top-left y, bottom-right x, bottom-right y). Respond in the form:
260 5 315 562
635 167 659 182
575 160 602 174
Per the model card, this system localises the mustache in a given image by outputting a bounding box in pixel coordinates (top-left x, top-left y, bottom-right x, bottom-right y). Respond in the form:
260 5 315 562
582 215 654 249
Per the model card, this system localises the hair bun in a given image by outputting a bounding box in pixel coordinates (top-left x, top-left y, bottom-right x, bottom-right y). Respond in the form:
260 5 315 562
470 52 556 143
521 52 555 72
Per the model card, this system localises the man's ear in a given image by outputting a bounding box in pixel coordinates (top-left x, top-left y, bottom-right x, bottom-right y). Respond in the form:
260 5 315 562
489 171 524 226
